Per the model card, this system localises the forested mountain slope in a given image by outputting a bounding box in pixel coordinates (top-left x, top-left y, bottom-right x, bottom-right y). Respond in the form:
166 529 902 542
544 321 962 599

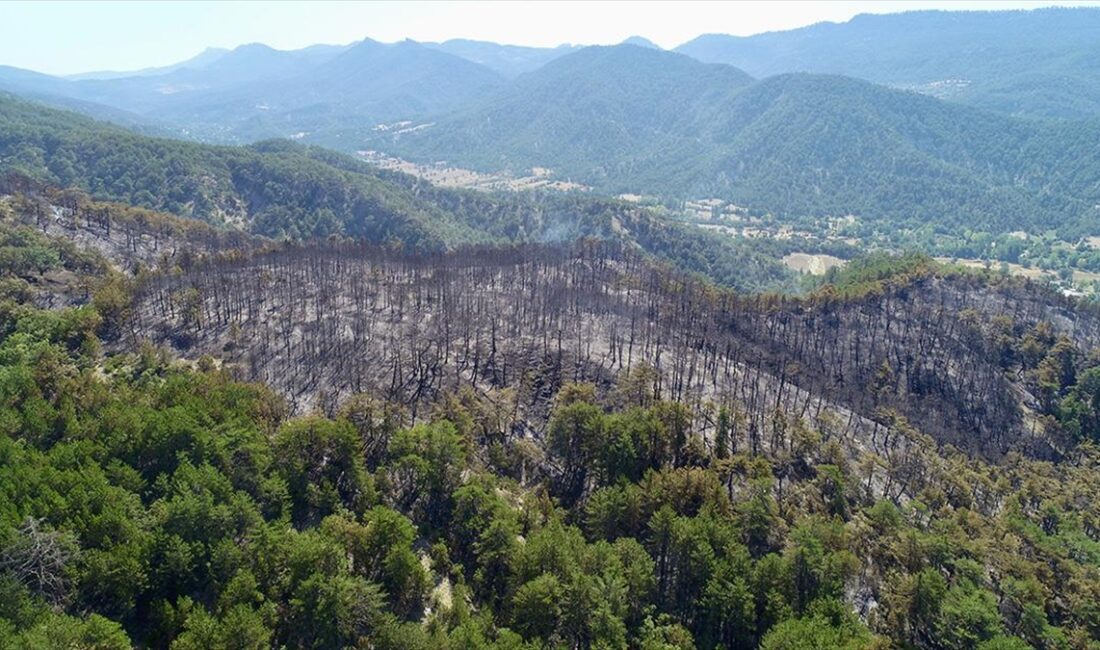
372 45 754 179
4 23 1099 242
376 46 1100 237
676 7 1100 119
0 92 474 243
0 95 796 291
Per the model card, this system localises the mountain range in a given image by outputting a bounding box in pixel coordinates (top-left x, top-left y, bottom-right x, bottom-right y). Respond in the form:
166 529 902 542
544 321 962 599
3 8 1098 130
1 7 1100 240
371 45 1100 236
0 38 502 142
422 39 583 77
676 7 1100 119
64 46 232 81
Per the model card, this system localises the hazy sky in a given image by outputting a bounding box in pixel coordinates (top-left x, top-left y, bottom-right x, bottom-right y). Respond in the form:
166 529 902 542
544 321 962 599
4 0 1097 75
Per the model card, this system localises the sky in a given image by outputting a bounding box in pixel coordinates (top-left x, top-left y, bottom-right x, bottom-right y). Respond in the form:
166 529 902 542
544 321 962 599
3 0 1098 75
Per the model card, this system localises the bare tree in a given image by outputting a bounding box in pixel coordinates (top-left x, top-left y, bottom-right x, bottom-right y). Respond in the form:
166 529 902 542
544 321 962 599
1 517 78 608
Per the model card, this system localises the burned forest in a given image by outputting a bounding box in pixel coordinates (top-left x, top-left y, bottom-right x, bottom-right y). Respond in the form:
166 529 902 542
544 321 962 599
129 241 1100 462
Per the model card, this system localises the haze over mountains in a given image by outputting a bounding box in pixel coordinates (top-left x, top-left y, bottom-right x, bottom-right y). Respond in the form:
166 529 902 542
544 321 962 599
0 38 502 141
64 47 233 81
676 8 1100 119
2 6 1100 242
0 92 796 290
375 46 1100 236
5 8 1099 119
423 39 584 77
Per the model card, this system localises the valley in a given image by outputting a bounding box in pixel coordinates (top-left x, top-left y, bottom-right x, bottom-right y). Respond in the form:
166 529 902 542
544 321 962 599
356 150 590 193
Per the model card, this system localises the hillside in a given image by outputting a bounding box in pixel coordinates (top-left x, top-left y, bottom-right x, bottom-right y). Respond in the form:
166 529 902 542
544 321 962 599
6 8 1100 650
374 46 1100 237
0 174 261 262
0 92 476 243
675 7 1100 119
131 242 1100 461
0 94 796 292
371 45 755 184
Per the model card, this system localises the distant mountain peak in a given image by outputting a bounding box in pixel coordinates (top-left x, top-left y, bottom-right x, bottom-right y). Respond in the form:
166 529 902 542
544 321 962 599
231 42 278 53
424 39 585 77
63 46 230 80
621 36 661 49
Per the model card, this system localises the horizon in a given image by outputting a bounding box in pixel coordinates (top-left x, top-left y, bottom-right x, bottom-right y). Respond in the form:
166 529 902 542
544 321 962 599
4 0 1099 76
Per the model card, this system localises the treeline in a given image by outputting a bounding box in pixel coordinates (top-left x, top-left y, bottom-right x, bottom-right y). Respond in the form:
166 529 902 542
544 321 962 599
0 174 260 263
